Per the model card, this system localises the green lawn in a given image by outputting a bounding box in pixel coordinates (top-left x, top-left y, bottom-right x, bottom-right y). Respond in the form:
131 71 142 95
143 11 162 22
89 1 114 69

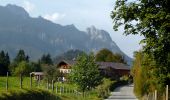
0 77 35 91
0 77 101 100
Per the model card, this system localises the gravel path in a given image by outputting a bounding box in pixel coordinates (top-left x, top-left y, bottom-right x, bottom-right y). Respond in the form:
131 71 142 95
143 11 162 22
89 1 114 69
105 84 138 100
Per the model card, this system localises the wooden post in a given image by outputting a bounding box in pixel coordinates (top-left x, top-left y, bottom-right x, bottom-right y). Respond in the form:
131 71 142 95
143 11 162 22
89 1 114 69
166 85 168 100
56 85 58 93
30 73 32 88
52 80 54 92
38 75 40 88
47 79 49 90
60 86 62 94
20 74 22 89
6 72 8 91
155 90 157 100
63 85 65 93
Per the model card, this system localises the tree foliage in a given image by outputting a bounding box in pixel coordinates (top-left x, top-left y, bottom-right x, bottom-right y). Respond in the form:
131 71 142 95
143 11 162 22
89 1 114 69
95 48 126 63
40 54 53 65
14 49 29 63
112 0 170 94
30 62 42 72
42 65 60 83
14 61 32 76
96 78 114 98
69 53 102 93
0 51 10 75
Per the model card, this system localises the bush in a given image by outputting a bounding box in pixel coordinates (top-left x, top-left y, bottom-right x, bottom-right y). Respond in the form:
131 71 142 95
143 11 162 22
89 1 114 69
96 78 115 98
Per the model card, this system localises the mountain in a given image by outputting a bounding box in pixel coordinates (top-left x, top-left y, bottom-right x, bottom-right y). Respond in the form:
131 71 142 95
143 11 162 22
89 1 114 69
54 49 85 64
0 4 132 65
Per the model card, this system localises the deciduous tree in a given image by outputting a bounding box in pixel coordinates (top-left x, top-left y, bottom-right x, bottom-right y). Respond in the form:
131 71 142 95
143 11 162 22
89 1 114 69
95 48 126 63
70 53 102 94
112 0 170 93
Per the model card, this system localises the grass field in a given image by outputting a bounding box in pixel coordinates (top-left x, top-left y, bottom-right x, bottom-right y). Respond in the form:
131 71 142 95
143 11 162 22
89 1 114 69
0 76 77 91
0 76 101 100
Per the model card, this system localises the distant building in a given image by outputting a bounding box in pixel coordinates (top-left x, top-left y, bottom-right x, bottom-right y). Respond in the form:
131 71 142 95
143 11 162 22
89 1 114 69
57 60 130 80
97 62 130 79
57 60 76 73
30 72 44 80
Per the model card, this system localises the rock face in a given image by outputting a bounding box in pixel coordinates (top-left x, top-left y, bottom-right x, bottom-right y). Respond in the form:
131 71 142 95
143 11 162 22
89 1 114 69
0 4 132 65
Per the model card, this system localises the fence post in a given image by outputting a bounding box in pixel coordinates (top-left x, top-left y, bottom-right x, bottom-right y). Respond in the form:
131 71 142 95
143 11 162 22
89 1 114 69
56 85 58 93
6 72 8 91
63 85 64 93
47 79 49 90
166 85 168 100
30 73 32 88
38 75 40 88
60 86 62 94
66 87 67 94
52 80 54 92
20 74 22 89
155 90 157 100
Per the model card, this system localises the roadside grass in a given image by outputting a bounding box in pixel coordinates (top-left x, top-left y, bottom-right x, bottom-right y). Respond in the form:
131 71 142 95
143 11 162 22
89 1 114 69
0 89 60 100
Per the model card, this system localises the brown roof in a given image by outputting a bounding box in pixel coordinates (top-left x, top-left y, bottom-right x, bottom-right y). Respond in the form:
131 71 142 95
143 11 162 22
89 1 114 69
97 62 130 70
57 60 76 67
57 60 130 70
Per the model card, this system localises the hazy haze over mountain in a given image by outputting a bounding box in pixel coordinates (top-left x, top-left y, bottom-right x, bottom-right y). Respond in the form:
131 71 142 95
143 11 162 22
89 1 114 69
0 4 132 64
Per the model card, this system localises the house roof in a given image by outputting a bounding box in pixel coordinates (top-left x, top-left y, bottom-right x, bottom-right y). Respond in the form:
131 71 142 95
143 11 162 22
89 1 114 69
97 62 130 70
57 60 130 70
30 72 44 75
57 60 76 67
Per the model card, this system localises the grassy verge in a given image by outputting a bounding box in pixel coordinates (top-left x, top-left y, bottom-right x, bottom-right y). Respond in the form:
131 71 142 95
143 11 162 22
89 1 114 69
0 89 60 100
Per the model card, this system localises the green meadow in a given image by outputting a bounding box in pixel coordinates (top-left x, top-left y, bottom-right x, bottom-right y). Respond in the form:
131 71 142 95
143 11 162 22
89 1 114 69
0 77 101 100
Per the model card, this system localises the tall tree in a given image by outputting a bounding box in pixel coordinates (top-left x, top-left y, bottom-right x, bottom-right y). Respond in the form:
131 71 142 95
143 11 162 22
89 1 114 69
14 49 29 63
40 53 53 65
0 51 10 75
70 53 102 94
111 0 170 92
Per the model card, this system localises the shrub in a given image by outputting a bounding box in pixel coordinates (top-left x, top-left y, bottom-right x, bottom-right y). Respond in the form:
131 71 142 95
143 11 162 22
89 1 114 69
96 78 115 98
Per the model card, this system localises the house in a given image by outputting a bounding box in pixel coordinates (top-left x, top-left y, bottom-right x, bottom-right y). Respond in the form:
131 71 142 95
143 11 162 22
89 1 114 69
57 60 76 81
30 72 44 80
57 60 130 79
57 60 76 73
97 62 130 79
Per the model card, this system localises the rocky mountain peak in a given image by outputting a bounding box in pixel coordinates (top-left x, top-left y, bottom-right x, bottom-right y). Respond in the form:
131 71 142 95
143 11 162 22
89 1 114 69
86 26 112 41
5 4 29 18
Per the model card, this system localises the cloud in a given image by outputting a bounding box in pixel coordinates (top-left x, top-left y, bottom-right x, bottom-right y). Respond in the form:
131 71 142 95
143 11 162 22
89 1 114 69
23 1 35 13
43 13 66 22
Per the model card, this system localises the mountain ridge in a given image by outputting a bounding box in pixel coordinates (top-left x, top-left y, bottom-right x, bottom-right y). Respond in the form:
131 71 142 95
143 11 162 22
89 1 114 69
0 4 132 65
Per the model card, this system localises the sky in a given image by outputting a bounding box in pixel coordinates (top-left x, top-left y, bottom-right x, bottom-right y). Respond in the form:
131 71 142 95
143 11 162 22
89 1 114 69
0 0 143 58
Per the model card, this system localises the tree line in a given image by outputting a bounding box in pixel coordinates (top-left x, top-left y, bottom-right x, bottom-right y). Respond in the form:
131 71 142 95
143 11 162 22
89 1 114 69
0 48 126 77
0 49 53 76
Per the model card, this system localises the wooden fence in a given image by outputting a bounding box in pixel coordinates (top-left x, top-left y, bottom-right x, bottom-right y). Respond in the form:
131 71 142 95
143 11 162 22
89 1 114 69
143 85 169 100
1 72 83 97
